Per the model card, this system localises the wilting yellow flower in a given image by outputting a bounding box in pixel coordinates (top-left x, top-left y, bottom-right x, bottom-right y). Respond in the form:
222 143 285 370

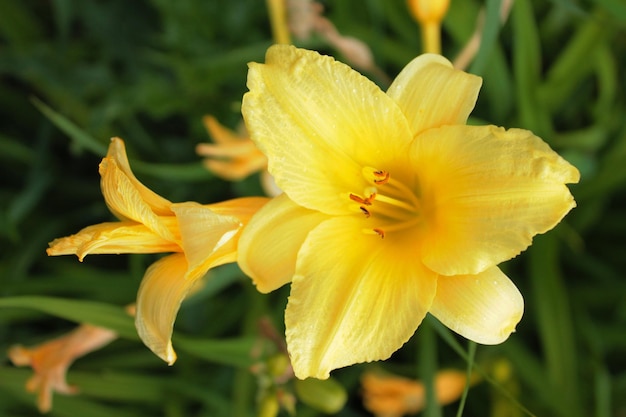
48 138 268 364
238 45 579 379
8 323 118 413
361 370 475 417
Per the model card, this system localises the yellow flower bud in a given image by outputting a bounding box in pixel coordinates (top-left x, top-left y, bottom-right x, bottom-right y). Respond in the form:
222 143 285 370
407 0 450 24
406 0 451 54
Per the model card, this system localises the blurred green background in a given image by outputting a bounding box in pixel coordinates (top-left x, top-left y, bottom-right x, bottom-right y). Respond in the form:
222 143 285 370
1 0 625 416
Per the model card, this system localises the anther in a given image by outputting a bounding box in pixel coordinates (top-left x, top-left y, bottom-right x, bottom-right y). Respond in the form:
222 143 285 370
350 193 366 205
350 193 376 206
373 228 385 239
360 206 371 218
373 170 390 185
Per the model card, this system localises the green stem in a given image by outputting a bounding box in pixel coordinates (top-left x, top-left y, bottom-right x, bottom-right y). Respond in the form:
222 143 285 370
418 318 442 417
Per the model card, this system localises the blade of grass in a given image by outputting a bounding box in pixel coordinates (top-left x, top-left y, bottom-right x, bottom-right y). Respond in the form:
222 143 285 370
32 96 108 156
456 341 476 417
512 0 552 137
33 97 215 182
418 318 442 417
0 367 143 417
537 9 611 112
174 336 256 368
528 233 582 417
0 296 137 340
469 0 503 76
429 317 537 417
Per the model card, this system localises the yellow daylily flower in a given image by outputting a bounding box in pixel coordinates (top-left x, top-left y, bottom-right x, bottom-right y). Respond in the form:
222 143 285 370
48 138 269 364
238 45 579 379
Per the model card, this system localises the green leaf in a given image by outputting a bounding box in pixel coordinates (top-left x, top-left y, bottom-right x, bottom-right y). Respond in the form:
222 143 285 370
0 296 137 340
174 336 256 368
418 318 441 417
469 0 504 76
0 367 144 417
528 233 582 417
455 342 476 417
32 97 108 156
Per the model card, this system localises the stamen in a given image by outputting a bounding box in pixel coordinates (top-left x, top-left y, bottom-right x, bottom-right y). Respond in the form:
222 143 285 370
350 192 376 206
350 193 368 205
375 194 417 212
351 166 421 239
373 170 390 185
381 176 421 211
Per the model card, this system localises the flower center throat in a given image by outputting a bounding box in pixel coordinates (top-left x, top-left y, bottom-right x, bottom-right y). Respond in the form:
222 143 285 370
349 167 421 238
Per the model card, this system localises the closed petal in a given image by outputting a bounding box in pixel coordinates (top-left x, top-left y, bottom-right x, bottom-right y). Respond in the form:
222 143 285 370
47 221 180 261
106 138 172 215
238 194 328 293
135 254 194 365
286 217 438 379
387 54 482 135
172 202 244 281
203 197 271 266
242 45 413 215
99 156 177 243
206 196 270 224
413 125 579 275
429 267 523 344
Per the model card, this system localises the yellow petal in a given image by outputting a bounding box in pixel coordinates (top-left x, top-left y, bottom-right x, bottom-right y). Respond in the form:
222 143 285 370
47 221 180 261
238 194 328 293
413 125 579 275
387 54 482 135
206 196 270 222
429 267 524 344
135 253 193 365
172 202 244 281
106 138 172 215
242 45 413 215
99 156 177 243
285 217 438 379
